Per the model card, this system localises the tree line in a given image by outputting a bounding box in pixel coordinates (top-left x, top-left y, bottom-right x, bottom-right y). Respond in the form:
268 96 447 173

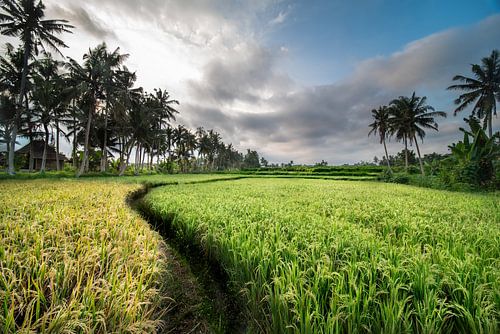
0 0 263 176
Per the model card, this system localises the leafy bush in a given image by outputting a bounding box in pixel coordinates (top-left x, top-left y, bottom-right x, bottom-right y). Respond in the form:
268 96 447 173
392 173 410 184
157 160 178 174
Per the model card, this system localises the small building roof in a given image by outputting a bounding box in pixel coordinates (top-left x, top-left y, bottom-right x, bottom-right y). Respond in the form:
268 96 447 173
16 140 68 161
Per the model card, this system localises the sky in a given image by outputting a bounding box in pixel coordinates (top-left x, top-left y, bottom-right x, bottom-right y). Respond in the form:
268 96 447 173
3 0 500 164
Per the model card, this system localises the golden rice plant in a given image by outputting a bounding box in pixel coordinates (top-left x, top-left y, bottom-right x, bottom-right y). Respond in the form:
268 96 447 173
0 180 166 333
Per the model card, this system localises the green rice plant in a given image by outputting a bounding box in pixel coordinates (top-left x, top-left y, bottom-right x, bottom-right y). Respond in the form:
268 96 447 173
144 178 500 333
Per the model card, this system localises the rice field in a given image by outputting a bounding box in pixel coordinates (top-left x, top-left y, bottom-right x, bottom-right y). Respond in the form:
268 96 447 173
144 178 500 333
0 174 240 333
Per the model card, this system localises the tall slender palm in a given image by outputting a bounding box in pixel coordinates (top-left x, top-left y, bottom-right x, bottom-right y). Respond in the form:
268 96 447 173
0 0 73 174
66 44 107 177
448 49 500 138
389 92 446 175
113 68 141 175
100 46 129 172
31 55 65 172
368 105 392 172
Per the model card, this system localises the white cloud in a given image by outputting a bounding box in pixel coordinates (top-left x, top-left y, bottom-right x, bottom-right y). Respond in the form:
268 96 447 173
269 10 289 25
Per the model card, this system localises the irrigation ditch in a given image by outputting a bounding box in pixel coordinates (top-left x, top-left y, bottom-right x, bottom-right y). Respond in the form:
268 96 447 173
126 177 249 334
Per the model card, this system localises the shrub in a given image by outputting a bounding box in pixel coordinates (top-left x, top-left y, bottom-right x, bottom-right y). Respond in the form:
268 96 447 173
392 173 410 184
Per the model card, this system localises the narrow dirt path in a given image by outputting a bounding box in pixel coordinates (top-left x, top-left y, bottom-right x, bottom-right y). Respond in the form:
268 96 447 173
127 179 248 334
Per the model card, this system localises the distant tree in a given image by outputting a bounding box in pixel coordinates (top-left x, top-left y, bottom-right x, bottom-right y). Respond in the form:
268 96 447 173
260 156 268 167
369 105 392 172
0 0 73 174
395 149 416 166
389 92 446 175
243 149 260 168
314 160 328 167
448 50 500 138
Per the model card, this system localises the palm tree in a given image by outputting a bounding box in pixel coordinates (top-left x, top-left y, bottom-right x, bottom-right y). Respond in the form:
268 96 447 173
0 0 73 174
100 46 129 172
448 49 500 138
112 68 141 175
143 88 179 168
0 94 16 157
369 105 392 172
31 55 66 172
389 92 446 175
66 44 107 177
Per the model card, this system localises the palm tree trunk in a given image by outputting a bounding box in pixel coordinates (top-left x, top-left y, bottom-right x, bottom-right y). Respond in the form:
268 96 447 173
404 136 408 172
141 148 146 170
100 105 109 172
77 103 94 177
8 43 31 175
149 151 153 171
25 96 34 173
414 135 425 176
41 123 49 173
72 102 78 168
134 144 140 175
382 138 392 173
119 141 133 176
488 109 493 138
28 125 34 172
56 120 60 171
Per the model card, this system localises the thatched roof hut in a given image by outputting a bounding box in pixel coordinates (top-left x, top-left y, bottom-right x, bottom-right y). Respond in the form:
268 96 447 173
16 140 68 170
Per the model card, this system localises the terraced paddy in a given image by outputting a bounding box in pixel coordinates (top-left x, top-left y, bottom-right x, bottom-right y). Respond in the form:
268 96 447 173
0 175 238 333
144 178 500 333
1 175 499 333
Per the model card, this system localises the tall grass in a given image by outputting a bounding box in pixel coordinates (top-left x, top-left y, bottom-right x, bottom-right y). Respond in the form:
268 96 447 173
0 180 167 333
144 178 500 333
0 174 245 332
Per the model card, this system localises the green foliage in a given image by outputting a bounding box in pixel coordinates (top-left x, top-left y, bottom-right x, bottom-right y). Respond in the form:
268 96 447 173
144 178 500 333
157 160 178 174
391 173 410 184
243 149 260 168
240 165 384 181
445 117 499 187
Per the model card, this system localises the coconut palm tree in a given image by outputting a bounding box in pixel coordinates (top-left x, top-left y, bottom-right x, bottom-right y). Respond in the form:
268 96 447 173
389 92 446 175
100 46 129 172
31 55 66 172
0 94 16 157
66 44 107 177
448 49 500 138
369 105 392 172
0 0 73 174
112 68 142 175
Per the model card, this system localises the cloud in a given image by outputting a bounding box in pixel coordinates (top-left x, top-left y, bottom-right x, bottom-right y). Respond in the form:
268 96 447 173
187 43 294 106
180 15 500 164
48 3 117 40
30 2 500 164
269 10 289 25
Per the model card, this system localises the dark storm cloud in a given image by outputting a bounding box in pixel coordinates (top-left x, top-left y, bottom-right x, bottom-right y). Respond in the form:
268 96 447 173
49 4 116 40
181 15 500 164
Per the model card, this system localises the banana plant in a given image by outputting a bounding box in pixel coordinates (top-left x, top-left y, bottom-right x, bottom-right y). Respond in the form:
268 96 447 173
448 116 499 185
